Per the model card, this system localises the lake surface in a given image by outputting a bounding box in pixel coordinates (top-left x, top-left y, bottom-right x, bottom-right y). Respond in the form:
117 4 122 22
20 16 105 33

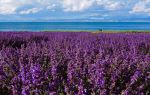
0 22 150 31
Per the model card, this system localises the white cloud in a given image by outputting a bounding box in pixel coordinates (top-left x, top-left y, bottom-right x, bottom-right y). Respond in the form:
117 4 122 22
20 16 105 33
20 8 42 14
0 0 20 14
62 0 124 12
47 4 56 10
0 0 127 14
0 0 56 15
62 0 95 12
130 0 150 14
0 0 36 15
96 0 123 10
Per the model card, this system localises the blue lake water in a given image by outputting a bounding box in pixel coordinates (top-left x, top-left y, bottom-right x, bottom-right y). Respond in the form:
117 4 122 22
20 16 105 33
0 22 150 31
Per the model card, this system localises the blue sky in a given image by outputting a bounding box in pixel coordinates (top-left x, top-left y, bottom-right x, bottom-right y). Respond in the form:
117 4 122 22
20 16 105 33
0 0 150 22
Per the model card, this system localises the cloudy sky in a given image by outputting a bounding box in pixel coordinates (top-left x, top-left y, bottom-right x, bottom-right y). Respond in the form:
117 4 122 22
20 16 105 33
0 0 150 22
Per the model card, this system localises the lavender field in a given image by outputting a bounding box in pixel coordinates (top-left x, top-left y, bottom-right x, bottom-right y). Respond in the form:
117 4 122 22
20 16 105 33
0 32 149 95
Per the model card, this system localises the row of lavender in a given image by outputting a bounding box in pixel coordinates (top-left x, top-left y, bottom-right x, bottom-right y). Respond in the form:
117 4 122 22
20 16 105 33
0 32 149 95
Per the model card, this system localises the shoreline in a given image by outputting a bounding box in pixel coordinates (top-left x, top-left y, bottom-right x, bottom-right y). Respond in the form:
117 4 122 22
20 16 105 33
0 30 150 33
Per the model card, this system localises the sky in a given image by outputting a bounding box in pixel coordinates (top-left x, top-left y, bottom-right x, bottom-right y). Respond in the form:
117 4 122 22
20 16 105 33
0 0 150 22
